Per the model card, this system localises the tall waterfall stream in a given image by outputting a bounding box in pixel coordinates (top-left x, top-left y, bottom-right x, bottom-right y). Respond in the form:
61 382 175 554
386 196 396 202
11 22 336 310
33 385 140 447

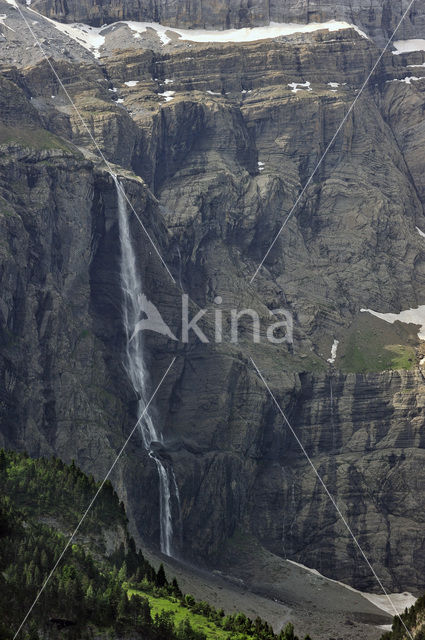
115 177 179 556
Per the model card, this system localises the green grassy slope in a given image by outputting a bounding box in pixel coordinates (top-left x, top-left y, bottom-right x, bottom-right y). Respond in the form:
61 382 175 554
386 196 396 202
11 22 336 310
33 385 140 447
337 313 418 373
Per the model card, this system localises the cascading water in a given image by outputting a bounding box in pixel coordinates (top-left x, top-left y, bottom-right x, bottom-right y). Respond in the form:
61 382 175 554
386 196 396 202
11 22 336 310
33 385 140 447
329 375 335 450
115 176 178 557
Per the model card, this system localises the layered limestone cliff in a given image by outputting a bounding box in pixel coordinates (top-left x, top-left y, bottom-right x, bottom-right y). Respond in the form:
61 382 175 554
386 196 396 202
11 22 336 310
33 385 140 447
18 0 425 45
2 0 425 594
249 368 425 592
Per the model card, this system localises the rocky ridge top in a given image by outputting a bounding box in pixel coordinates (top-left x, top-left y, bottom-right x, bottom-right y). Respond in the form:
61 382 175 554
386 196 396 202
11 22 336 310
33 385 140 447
14 0 425 46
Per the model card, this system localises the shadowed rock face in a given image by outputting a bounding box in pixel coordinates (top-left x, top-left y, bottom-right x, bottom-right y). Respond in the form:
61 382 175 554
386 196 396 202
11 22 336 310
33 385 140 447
17 0 425 44
249 369 425 592
2 4 425 594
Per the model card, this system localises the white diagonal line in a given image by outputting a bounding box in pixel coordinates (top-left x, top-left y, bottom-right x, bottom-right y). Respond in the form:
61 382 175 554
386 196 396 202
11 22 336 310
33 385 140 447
12 356 177 640
8 0 417 635
250 0 417 283
250 356 414 639
9 0 175 284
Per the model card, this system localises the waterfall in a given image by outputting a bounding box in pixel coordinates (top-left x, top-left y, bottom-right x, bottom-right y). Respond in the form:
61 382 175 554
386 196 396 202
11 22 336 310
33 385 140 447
329 375 335 450
115 176 178 557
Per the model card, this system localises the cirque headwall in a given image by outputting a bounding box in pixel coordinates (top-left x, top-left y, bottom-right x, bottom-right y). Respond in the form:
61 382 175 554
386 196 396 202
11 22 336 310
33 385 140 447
1 0 425 594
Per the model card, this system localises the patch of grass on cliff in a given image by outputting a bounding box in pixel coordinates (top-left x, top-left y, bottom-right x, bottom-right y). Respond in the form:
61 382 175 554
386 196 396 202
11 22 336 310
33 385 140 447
128 587 234 640
0 124 75 153
339 313 417 373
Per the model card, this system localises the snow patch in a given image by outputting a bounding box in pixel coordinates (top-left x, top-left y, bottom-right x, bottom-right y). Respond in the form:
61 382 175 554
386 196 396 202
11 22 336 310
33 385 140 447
387 76 422 85
158 90 175 102
13 4 106 57
327 339 339 364
402 76 421 84
116 98 124 104
288 81 311 93
328 82 340 88
9 8 367 58
416 226 425 239
393 39 425 54
4 1 105 54
164 78 174 84
45 20 105 57
286 560 416 617
0 13 15 31
258 161 265 171
206 90 221 95
167 20 368 43
361 306 425 340
124 80 139 87
124 21 173 45
363 593 417 617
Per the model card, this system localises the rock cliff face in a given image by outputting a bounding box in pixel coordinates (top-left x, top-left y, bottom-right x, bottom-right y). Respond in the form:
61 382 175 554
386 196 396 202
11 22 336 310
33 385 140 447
249 368 425 592
18 0 425 45
2 0 425 594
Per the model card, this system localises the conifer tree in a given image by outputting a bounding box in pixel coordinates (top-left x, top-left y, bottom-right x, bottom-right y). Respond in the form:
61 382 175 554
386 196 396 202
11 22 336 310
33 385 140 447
156 563 167 588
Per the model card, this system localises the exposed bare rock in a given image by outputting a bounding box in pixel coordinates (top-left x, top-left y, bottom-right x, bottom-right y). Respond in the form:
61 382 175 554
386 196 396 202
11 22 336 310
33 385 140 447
2 4 425 604
17 0 425 46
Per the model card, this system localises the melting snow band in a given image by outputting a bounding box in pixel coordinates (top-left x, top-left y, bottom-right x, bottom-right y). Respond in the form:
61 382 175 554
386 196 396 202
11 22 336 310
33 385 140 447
2 2 369 57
